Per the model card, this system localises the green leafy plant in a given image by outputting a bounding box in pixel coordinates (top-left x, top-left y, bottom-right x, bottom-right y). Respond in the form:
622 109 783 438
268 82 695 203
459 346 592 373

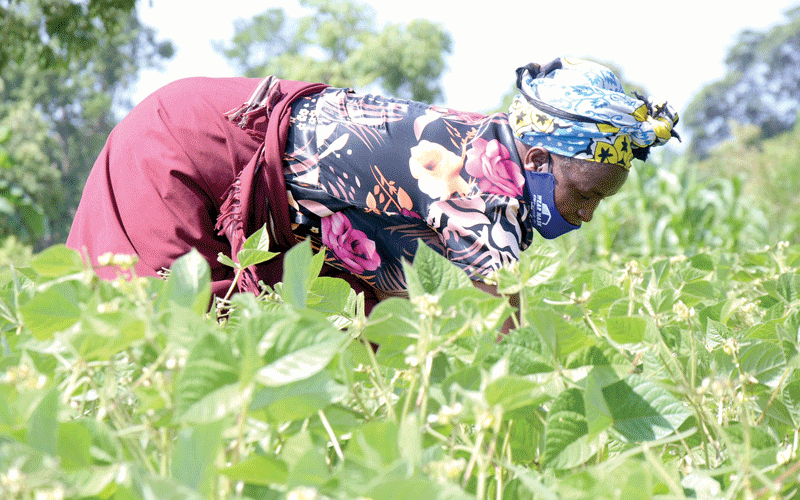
1 229 799 499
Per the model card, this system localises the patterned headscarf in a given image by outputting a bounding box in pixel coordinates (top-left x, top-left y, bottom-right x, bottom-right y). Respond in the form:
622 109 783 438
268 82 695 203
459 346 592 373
509 57 679 170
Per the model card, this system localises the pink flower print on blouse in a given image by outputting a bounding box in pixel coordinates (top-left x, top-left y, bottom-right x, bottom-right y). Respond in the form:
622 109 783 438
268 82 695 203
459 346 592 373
464 138 524 197
322 212 381 274
409 140 469 200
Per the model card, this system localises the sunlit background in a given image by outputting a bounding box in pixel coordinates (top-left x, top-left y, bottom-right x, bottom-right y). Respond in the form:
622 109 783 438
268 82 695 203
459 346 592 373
135 0 796 115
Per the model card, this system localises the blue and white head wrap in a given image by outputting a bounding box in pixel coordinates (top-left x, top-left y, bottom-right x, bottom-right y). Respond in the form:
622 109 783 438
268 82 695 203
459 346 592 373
509 57 679 170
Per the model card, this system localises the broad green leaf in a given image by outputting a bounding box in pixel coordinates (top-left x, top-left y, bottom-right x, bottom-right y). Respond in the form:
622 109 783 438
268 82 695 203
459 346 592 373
488 326 556 375
606 315 648 344
217 252 237 268
440 285 511 335
586 285 623 312
19 282 81 339
566 342 632 375
68 312 145 361
174 333 239 420
777 272 800 303
219 454 288 486
603 375 692 442
366 478 450 500
125 462 207 500
737 339 786 387
363 298 419 366
592 266 617 289
29 244 85 277
26 385 58 455
231 312 267 388
286 448 330 490
280 430 314 470
490 327 555 375
518 244 561 288
159 248 211 314
705 319 731 351
744 317 782 341
484 375 550 413
723 422 778 450
403 240 472 298
781 377 800 424
250 371 346 423
441 366 482 399
651 258 671 287
346 420 401 470
526 307 590 360
65 464 121 498
681 280 720 301
238 224 279 269
172 419 225 495
256 311 349 387
57 420 92 470
307 276 353 315
505 407 544 463
689 253 714 271
496 244 560 294
178 383 252 424
398 414 422 468
281 239 323 308
542 387 592 468
584 366 617 440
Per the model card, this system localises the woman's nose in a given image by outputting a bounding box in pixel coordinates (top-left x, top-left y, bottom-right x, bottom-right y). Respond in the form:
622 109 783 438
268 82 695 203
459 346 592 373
577 200 601 222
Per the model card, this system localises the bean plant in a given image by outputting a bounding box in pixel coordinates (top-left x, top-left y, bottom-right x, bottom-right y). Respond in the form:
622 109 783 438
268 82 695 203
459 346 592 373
1 223 799 500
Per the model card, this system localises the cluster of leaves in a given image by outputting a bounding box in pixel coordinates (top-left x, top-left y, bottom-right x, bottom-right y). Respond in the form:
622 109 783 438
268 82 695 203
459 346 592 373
214 0 453 103
1 226 800 499
0 0 136 71
683 6 800 157
0 124 49 245
562 151 783 263
0 0 173 247
690 119 800 244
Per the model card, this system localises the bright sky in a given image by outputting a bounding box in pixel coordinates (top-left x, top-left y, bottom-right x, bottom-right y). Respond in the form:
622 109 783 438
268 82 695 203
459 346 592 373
135 0 798 117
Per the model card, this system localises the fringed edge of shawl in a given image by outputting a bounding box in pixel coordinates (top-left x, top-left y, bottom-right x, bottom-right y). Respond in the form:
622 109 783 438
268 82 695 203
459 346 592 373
215 176 262 295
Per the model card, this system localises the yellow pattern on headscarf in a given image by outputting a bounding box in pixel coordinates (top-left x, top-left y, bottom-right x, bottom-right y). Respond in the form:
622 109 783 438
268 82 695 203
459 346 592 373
510 57 680 170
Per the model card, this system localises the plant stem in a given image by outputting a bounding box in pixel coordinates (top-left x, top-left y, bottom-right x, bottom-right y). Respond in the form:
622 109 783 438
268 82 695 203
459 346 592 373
360 337 397 422
641 442 685 497
755 365 791 426
222 267 244 303
318 410 345 463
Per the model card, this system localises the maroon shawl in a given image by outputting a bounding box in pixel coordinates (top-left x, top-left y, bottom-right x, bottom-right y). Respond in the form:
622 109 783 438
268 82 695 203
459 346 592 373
67 77 327 297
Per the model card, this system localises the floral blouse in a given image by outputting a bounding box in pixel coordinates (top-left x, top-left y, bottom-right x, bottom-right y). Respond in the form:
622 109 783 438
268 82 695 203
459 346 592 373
283 88 534 295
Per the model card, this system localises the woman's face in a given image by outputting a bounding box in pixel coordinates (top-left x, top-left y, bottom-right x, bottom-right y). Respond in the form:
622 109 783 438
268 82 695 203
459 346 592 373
549 153 628 226
519 145 628 227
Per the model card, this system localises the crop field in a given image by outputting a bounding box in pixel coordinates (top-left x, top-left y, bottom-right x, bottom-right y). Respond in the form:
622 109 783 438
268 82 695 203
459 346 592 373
1 217 799 499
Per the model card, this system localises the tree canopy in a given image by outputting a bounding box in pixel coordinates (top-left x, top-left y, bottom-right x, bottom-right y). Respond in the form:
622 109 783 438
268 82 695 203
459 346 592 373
0 0 173 247
214 0 453 104
684 6 800 157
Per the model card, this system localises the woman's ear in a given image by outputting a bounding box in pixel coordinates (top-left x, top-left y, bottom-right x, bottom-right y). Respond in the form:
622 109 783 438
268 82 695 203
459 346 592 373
524 146 550 172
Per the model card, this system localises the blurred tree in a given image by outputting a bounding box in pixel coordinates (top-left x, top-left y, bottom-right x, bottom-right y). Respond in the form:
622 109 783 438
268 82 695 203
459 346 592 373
214 0 452 103
0 0 174 247
684 6 800 158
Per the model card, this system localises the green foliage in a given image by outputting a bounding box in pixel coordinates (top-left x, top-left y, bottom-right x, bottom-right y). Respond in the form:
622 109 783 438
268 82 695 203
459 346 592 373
3 227 800 499
561 152 781 262
0 0 137 71
0 0 174 247
683 7 800 157
214 0 452 103
693 120 800 243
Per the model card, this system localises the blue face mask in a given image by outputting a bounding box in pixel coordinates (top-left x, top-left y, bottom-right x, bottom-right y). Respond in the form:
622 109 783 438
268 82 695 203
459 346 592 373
524 170 581 239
